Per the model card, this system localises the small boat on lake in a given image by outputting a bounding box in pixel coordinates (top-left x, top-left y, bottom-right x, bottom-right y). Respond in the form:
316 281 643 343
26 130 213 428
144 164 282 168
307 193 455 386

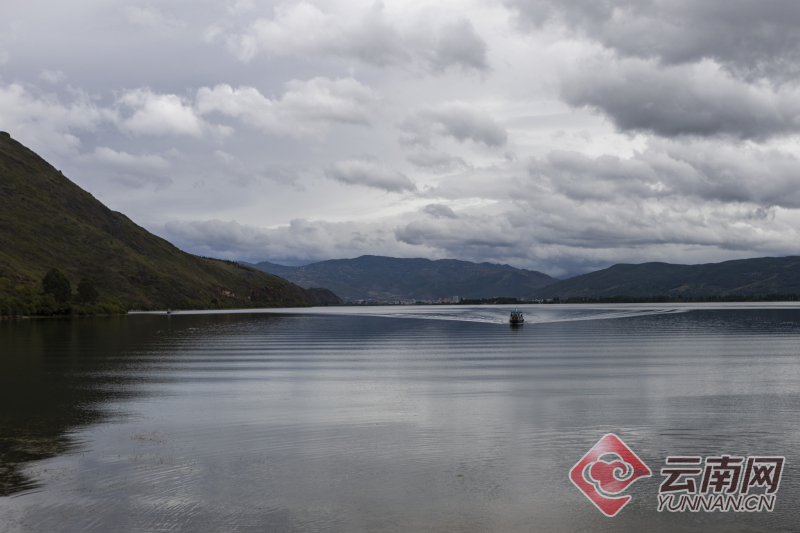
509 308 524 325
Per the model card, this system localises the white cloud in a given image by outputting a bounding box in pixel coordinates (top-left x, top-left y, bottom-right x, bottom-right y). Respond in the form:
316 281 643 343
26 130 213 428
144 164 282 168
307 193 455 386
0 84 223 147
407 150 468 172
326 159 416 193
196 85 279 129
115 88 205 137
0 84 222 144
202 24 224 44
227 0 256 16
226 2 489 73
227 2 401 64
39 70 65 84
400 102 508 148
92 146 169 169
280 77 379 124
211 149 263 187
195 77 378 137
123 6 184 30
0 82 112 154
124 6 161 26
160 217 426 264
79 146 173 189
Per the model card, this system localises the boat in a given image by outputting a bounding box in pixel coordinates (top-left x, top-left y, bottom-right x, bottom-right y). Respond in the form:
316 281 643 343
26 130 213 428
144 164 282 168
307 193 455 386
509 308 524 324
167 308 172 314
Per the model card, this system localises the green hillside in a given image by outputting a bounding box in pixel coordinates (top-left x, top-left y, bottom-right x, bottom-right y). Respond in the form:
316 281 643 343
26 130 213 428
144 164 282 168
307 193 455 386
245 255 558 301
0 132 341 315
531 257 800 299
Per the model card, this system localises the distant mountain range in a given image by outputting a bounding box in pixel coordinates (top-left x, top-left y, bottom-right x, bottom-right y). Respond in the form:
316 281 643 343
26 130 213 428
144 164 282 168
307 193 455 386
0 132 341 312
246 255 800 302
243 256 558 302
531 257 800 299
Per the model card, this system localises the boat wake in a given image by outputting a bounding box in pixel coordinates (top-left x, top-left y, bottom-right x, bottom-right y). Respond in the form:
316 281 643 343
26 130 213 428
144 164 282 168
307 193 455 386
275 304 689 325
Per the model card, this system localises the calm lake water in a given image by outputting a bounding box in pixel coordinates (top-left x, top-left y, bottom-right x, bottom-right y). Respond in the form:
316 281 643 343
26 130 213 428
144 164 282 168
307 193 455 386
2 304 800 532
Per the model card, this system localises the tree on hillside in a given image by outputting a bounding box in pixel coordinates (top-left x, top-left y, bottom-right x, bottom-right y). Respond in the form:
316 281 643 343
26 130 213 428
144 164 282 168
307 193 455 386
42 268 71 303
77 278 99 304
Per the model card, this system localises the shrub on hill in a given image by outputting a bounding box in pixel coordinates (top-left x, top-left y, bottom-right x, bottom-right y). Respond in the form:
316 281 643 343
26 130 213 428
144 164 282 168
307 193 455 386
76 278 99 304
0 276 127 318
42 268 72 303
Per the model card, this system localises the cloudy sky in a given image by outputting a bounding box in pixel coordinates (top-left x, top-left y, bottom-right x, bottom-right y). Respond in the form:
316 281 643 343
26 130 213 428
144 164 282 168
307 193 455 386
3 0 800 277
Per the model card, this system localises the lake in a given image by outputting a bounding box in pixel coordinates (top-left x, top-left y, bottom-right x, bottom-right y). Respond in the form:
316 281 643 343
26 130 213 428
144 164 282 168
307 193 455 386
2 304 800 532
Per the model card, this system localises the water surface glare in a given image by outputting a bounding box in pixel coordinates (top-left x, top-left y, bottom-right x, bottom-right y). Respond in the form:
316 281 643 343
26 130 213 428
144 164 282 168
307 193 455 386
2 304 800 532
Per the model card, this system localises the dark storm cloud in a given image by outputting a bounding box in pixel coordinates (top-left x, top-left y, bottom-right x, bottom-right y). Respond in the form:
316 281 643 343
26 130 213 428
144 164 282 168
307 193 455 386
561 59 800 140
527 139 800 209
506 0 800 82
325 159 417 192
422 203 459 218
395 214 521 250
428 19 489 73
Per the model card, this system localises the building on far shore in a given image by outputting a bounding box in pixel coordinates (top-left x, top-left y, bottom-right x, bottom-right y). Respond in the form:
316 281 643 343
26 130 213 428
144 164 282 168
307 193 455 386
453 296 460 303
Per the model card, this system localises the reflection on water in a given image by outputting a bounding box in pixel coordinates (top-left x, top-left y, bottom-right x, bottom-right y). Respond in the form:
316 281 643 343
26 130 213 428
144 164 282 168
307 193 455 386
0 316 150 496
1 305 800 532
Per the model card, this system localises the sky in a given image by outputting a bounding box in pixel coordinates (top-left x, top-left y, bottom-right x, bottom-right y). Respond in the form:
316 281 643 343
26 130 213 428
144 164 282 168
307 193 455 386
3 0 800 277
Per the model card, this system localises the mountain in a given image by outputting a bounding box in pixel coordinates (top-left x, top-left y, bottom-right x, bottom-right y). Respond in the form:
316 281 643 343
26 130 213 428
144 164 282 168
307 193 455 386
244 255 558 301
0 132 342 314
530 257 800 299
246 260 298 277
